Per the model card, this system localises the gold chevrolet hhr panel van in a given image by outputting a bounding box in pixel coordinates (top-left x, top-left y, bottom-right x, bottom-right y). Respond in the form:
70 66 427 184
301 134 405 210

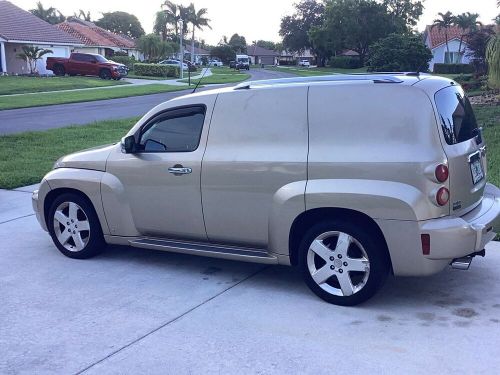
33 74 500 305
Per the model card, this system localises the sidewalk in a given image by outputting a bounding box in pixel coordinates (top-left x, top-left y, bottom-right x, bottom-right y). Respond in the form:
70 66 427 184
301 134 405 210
0 68 213 97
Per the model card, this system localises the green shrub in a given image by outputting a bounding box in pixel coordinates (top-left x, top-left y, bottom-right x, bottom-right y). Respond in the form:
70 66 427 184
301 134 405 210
433 63 475 74
133 63 179 77
329 56 363 69
110 55 136 69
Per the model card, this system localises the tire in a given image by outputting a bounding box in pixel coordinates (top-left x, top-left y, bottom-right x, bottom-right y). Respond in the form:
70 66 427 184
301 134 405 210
99 69 111 80
47 193 106 259
53 64 65 76
298 220 389 306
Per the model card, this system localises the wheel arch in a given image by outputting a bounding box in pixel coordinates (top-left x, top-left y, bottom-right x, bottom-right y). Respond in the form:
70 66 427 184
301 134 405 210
44 188 97 230
288 207 392 273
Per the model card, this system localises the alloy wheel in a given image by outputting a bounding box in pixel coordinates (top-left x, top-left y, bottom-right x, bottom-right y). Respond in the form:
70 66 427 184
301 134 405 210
53 202 90 252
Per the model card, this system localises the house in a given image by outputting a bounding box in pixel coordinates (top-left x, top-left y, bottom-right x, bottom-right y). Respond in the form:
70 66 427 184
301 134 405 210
0 0 82 75
56 18 141 60
183 46 210 65
424 25 472 71
247 45 279 65
279 49 315 65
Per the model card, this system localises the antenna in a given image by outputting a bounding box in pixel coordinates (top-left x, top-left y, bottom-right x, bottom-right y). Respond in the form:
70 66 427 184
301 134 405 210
192 66 210 93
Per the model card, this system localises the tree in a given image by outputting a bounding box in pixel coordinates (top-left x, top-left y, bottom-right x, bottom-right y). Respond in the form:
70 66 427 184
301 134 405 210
382 0 424 31
279 0 325 54
210 45 235 64
466 27 495 75
136 34 176 62
368 33 432 72
320 0 395 65
16 45 53 74
487 34 500 88
74 9 91 22
454 13 482 61
431 11 455 59
308 25 338 66
95 12 145 39
228 34 247 53
29 1 65 25
161 1 180 39
187 4 211 63
255 40 277 50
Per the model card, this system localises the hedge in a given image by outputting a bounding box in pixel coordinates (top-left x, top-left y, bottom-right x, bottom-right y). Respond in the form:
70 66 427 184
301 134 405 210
111 55 136 69
433 63 475 74
133 63 179 77
329 56 363 69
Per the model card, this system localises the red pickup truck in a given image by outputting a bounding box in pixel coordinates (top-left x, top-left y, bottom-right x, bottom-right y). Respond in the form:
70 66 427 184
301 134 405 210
46 53 128 80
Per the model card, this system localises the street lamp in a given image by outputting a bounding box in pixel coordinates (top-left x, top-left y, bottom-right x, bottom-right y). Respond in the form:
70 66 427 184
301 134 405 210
179 18 184 79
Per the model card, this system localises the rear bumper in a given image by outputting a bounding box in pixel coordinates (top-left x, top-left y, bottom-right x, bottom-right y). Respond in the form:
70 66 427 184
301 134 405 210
376 183 500 276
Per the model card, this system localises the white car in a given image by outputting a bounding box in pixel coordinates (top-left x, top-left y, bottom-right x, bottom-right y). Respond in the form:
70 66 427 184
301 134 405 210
209 60 223 67
159 59 188 71
299 60 311 67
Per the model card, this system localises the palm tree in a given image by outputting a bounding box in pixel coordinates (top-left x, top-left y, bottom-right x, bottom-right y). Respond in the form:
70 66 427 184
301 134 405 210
29 1 65 24
154 11 170 41
74 10 91 22
454 12 482 62
431 11 455 61
187 4 211 64
16 46 53 74
162 1 180 39
486 34 499 88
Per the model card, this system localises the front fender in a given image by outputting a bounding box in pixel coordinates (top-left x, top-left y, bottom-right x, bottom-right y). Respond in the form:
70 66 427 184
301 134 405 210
41 168 110 235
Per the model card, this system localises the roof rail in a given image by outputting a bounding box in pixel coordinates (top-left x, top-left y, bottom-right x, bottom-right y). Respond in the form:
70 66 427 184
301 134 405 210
234 74 404 90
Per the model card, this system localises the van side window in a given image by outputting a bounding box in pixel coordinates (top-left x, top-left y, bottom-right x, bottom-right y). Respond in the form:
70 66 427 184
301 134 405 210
435 86 479 145
139 106 205 152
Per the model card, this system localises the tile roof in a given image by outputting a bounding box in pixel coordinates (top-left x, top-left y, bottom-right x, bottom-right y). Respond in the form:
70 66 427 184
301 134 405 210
184 46 210 55
425 25 469 49
0 0 81 45
246 45 279 57
56 19 136 49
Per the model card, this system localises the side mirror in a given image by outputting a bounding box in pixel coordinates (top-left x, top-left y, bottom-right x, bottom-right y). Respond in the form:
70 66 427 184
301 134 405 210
121 135 137 153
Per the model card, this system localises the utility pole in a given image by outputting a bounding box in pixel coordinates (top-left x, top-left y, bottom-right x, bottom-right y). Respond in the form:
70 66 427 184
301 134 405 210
179 18 184 79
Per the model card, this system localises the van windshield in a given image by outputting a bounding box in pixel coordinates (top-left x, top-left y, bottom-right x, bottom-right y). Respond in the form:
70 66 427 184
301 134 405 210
435 86 479 145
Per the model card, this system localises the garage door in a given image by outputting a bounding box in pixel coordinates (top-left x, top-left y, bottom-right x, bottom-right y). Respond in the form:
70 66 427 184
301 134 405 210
260 56 274 65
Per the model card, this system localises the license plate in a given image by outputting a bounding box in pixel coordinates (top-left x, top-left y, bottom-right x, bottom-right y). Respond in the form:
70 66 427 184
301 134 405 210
469 153 484 185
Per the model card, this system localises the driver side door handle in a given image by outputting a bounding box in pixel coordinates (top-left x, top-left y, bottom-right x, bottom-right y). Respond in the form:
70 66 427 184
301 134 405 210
168 167 192 175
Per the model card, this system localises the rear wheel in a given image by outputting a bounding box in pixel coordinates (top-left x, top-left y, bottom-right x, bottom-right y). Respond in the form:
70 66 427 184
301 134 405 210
53 64 65 76
99 69 111 80
298 220 389 306
47 193 105 259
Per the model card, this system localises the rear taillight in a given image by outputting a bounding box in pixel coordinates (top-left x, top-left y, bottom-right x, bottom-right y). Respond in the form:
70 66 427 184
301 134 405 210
435 164 449 182
436 187 450 206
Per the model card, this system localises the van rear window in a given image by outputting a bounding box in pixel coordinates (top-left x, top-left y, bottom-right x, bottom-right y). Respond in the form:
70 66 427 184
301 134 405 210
435 86 479 145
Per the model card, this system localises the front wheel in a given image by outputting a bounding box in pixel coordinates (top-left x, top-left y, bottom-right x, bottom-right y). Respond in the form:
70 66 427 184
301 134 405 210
298 220 389 306
47 193 106 259
99 69 111 80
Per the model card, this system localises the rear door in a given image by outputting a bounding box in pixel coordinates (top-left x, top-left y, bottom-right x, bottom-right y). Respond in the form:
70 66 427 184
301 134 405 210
434 85 486 216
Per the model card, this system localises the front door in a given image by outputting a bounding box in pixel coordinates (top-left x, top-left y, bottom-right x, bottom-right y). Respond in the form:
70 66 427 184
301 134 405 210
106 105 210 241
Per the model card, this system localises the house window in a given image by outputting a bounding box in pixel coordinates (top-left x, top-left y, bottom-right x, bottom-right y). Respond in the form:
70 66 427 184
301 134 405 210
444 52 462 64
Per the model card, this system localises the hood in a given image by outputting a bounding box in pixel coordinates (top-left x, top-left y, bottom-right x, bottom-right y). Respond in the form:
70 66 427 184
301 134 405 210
54 144 116 172
106 61 127 68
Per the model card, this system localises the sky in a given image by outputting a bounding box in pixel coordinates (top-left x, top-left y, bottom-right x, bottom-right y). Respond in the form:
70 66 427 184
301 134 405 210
10 0 500 45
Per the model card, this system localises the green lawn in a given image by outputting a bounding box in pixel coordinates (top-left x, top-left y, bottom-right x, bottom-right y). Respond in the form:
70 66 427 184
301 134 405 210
0 118 138 189
0 84 190 111
126 73 173 80
0 76 127 95
179 67 250 85
266 66 368 76
1 104 497 190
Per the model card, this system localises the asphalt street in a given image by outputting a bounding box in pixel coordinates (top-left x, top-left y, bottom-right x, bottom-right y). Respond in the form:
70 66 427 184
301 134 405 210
0 68 295 135
1 186 500 374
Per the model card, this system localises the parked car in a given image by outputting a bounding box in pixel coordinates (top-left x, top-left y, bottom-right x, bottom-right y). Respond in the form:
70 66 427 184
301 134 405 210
159 59 189 71
33 74 500 306
46 53 128 80
298 60 311 67
209 59 223 67
229 60 236 69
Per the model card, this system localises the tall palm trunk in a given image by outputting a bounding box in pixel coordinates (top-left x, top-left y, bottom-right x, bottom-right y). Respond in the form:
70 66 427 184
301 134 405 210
444 30 450 62
191 28 195 64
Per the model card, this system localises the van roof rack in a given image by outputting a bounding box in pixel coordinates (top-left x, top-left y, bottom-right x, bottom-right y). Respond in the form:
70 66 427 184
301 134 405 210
234 74 405 90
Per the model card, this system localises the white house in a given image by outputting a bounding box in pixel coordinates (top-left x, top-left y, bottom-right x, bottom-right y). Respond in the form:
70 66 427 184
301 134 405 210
0 0 83 75
424 25 472 71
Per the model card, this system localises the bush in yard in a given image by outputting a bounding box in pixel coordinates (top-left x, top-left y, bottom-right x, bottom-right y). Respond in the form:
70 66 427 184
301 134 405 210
433 63 475 74
133 63 179 77
110 55 136 69
329 56 363 69
368 33 432 72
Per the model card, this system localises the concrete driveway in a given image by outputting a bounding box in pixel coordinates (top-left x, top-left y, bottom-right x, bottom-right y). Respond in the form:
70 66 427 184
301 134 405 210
1 186 500 374
0 68 296 135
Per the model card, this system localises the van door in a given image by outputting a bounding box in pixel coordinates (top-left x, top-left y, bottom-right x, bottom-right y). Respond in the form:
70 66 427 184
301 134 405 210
201 86 308 247
434 85 486 216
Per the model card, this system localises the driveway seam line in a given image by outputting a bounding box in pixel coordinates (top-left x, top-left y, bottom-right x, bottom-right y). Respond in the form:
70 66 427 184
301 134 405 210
75 265 269 375
0 213 35 225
